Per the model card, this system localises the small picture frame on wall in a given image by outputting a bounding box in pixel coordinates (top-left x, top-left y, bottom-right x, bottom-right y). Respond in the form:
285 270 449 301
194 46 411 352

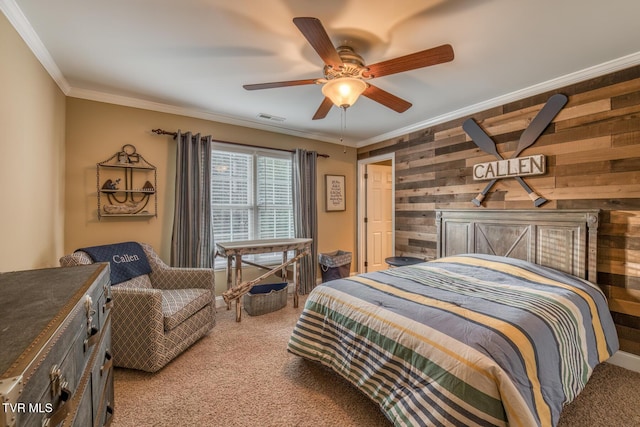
325 174 345 211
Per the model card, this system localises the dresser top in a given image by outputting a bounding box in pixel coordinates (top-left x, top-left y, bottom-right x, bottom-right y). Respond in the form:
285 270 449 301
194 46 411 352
0 263 108 377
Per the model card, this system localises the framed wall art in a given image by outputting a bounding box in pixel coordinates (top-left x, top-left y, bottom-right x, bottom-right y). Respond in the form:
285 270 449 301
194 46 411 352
325 174 345 212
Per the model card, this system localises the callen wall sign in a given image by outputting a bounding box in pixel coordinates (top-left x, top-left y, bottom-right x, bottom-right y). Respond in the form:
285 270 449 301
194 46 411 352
464 93 568 207
473 154 546 181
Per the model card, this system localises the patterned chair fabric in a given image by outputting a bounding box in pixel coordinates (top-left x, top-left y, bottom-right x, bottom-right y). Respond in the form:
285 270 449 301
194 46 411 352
60 242 216 372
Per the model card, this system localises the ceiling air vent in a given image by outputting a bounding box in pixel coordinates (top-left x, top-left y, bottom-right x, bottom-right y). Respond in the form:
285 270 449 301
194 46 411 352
257 113 286 122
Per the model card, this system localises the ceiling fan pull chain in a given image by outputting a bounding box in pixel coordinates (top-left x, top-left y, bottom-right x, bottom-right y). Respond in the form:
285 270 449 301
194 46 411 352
341 106 347 153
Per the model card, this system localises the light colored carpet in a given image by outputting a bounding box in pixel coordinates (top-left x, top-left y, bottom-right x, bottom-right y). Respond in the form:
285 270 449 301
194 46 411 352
112 294 640 426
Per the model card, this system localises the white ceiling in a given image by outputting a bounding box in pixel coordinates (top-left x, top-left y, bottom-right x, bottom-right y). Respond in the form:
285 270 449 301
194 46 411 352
4 0 640 147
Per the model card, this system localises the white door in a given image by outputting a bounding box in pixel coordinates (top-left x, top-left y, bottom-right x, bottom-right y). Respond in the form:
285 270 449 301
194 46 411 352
365 164 393 272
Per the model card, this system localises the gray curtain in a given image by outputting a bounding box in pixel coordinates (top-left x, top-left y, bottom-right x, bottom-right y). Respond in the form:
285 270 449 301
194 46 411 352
171 131 213 268
293 148 318 294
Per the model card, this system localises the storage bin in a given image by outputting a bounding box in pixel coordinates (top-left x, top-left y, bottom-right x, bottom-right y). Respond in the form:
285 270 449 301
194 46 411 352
319 250 352 282
243 282 288 316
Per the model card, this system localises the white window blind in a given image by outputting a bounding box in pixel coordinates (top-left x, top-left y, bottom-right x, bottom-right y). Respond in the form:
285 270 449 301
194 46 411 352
212 144 294 267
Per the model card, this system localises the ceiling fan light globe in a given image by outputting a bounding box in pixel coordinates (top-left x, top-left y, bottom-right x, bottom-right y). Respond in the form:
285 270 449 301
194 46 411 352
322 77 368 108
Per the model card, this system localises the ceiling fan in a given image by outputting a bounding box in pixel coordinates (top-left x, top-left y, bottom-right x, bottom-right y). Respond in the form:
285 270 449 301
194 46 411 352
243 17 455 120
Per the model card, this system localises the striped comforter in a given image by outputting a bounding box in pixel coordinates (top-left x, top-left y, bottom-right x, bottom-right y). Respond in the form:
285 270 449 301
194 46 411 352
287 254 619 427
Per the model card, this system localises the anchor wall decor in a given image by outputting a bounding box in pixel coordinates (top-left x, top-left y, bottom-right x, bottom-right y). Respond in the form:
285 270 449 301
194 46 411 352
463 93 568 207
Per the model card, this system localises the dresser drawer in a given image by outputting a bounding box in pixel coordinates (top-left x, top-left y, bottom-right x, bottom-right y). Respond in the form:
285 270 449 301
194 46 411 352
96 281 113 331
67 280 110 391
91 318 112 417
93 370 114 427
71 378 93 427
86 269 112 349
16 343 75 427
92 320 114 427
58 313 113 427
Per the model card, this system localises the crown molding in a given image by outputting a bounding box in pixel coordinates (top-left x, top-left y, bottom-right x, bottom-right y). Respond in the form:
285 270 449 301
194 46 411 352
68 52 640 148
67 87 339 144
356 51 640 147
1 0 70 94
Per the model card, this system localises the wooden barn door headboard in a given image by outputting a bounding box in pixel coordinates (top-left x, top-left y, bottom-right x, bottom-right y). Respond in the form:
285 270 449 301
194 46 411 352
436 209 600 282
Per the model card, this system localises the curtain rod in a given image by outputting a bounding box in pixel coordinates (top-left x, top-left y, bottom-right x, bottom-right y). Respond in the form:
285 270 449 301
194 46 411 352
151 129 329 158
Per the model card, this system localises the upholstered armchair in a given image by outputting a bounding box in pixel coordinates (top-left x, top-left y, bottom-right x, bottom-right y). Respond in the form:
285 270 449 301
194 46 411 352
60 242 215 372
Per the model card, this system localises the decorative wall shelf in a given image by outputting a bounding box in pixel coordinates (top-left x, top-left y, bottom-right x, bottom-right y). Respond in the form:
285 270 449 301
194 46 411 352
96 144 157 220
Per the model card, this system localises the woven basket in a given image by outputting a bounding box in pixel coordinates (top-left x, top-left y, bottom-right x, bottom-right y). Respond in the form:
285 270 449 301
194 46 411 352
243 282 288 316
318 250 352 268
319 250 352 282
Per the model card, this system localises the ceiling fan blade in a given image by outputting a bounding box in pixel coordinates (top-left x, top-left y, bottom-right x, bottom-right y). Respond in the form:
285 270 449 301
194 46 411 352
243 79 318 90
312 97 334 120
362 84 412 113
293 17 343 69
364 44 454 78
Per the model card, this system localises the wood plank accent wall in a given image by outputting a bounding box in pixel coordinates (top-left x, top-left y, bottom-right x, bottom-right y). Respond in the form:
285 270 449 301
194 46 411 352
358 65 640 356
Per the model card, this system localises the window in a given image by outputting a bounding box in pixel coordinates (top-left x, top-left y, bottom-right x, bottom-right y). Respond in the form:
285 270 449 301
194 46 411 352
211 143 294 267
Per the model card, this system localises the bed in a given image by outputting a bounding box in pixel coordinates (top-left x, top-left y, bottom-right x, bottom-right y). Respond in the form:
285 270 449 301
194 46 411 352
287 209 619 427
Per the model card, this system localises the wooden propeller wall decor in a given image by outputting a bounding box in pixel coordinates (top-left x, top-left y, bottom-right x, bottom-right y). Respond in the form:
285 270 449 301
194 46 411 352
243 17 455 120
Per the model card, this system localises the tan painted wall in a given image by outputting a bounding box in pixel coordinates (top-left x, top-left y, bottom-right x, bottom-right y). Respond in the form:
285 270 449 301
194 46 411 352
0 13 66 271
64 98 357 295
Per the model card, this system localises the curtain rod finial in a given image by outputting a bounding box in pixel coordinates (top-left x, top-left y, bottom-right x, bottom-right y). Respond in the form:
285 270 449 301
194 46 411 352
151 128 178 138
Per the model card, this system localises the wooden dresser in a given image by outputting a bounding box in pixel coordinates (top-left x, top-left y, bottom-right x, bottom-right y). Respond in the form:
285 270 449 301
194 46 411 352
0 263 114 427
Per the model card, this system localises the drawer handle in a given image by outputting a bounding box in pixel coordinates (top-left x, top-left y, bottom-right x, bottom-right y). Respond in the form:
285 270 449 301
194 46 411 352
42 381 71 427
103 296 114 312
84 326 100 351
85 295 96 318
103 404 114 427
43 387 71 427
101 350 113 376
49 365 69 399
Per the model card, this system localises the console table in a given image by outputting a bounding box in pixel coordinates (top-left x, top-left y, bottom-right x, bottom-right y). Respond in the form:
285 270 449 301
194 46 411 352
216 238 312 322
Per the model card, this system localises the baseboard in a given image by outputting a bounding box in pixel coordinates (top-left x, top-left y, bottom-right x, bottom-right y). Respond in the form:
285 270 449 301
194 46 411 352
606 350 640 373
215 295 226 309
